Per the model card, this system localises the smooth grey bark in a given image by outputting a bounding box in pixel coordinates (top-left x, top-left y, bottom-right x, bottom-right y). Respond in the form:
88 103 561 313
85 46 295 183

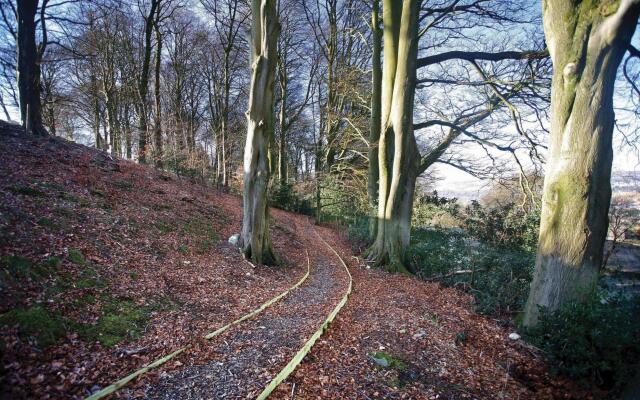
240 0 279 265
367 0 382 241
523 0 640 327
368 0 420 273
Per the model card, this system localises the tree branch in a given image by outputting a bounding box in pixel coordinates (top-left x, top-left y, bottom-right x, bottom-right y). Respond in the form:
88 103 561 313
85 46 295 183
417 49 549 69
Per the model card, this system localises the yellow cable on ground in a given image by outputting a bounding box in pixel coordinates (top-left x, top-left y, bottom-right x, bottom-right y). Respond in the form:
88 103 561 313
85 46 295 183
256 227 353 400
86 252 311 400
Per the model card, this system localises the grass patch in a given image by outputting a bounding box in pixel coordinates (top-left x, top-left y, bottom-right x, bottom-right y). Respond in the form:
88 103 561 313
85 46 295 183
68 248 86 265
0 306 65 348
9 185 46 197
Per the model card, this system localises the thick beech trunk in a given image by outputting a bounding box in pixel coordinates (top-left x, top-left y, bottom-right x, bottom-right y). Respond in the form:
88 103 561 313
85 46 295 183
523 0 640 327
367 0 382 241
16 0 47 135
367 0 420 272
240 0 279 265
278 71 287 185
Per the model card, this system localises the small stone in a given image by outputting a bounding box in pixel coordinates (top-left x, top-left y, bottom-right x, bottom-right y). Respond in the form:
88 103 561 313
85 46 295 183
228 233 240 246
370 355 390 367
412 330 427 340
508 332 521 340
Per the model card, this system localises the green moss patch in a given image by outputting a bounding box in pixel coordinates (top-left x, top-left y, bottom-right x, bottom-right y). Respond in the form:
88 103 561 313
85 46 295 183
0 306 66 348
182 219 218 254
78 296 174 348
68 248 86 265
1 255 54 283
9 185 46 197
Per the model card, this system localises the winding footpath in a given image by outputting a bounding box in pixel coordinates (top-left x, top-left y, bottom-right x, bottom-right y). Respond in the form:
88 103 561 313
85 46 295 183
138 218 352 399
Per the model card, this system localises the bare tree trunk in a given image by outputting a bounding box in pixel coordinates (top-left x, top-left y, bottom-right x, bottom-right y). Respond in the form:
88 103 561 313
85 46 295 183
523 0 640 327
367 0 382 241
137 0 160 164
367 0 420 273
16 0 47 135
154 11 163 168
240 0 279 264
277 65 287 185
221 53 231 187
124 102 132 159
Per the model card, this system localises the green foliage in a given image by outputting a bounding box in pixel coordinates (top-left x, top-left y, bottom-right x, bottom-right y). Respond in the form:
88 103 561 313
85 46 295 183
410 228 534 315
269 182 313 215
525 294 640 392
346 214 370 249
67 248 86 265
0 306 66 348
463 201 540 252
412 191 460 229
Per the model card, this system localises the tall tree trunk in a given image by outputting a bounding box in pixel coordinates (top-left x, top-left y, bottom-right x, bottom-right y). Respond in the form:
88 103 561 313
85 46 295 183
16 0 47 135
137 0 160 164
367 0 420 273
154 13 163 168
240 0 279 265
221 53 231 187
277 67 287 185
124 103 132 159
523 0 640 327
368 0 382 241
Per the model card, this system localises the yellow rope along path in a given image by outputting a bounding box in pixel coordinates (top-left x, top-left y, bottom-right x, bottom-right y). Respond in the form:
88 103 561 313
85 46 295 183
86 252 311 400
256 226 353 400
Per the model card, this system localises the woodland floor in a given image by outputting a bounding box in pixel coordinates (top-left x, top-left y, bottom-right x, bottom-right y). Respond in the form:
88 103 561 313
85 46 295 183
0 122 583 399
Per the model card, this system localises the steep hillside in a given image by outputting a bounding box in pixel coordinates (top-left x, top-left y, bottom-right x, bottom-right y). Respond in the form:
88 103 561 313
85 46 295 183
0 123 309 398
0 123 579 399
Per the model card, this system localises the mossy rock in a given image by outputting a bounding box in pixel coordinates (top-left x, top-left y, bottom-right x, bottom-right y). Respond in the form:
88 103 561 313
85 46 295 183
0 306 66 348
369 351 407 370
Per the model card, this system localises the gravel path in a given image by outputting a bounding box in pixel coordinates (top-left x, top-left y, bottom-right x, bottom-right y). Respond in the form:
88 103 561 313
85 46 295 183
144 220 349 399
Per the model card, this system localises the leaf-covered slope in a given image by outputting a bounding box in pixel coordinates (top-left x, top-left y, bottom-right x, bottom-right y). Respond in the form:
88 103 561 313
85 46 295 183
0 122 307 399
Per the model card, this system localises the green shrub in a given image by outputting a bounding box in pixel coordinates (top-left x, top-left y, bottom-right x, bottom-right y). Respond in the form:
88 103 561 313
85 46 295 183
410 228 534 315
347 215 370 250
525 293 640 393
412 191 460 229
269 182 313 215
463 201 540 252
